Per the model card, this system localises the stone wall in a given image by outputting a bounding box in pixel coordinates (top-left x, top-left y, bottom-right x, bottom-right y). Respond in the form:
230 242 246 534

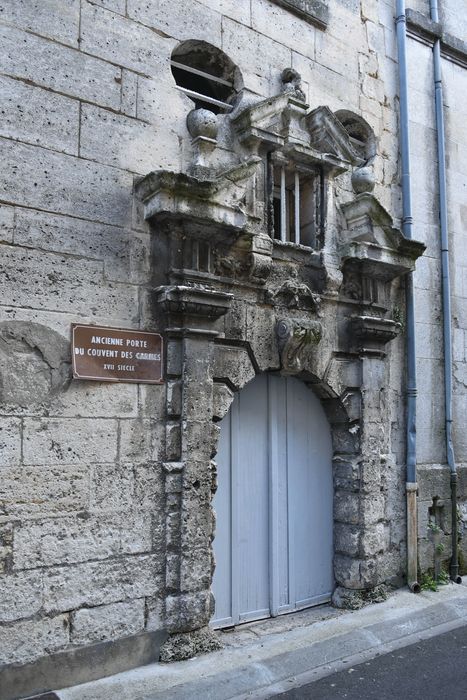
405 1 467 577
0 0 465 692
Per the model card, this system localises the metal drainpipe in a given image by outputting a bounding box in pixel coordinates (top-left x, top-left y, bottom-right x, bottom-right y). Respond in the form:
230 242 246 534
429 0 461 583
396 0 420 593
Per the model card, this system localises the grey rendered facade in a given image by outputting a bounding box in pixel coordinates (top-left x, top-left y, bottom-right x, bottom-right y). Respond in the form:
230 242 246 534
0 0 466 697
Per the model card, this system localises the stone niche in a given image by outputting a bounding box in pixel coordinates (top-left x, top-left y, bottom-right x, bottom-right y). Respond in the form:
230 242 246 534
136 66 425 655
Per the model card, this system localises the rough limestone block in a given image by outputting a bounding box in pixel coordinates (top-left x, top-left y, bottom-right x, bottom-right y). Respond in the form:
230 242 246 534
136 76 189 151
119 419 165 464
0 465 89 518
127 0 222 45
292 51 360 111
0 244 138 320
14 209 150 285
23 418 118 466
0 417 21 467
1 140 133 226
315 31 360 80
0 524 13 575
212 383 234 422
80 104 179 174
334 522 359 557
0 614 69 666
43 555 162 612
121 69 138 117
0 24 121 109
13 513 152 570
0 76 79 156
212 345 255 390
414 322 443 361
251 0 317 57
222 17 291 97
453 394 467 461
138 384 167 419
196 0 251 24
246 304 280 372
0 571 43 622
91 0 127 15
70 599 145 645
0 204 14 244
90 463 135 513
333 553 362 589
53 381 138 419
81 2 174 75
360 493 385 525
360 522 389 557
334 491 360 525
362 74 386 104
145 595 164 631
0 0 80 46
165 590 212 633
133 464 165 512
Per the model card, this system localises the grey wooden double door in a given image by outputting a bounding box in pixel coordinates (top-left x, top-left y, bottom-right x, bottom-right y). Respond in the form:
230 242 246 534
212 374 333 628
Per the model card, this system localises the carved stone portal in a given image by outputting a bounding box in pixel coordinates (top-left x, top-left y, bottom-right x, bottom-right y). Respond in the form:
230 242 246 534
136 70 425 656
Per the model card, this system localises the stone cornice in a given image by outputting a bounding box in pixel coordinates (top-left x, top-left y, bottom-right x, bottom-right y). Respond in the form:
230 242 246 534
406 8 467 69
270 0 328 30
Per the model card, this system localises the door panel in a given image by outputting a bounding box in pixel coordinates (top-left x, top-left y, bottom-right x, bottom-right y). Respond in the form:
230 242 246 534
212 374 333 628
235 375 270 621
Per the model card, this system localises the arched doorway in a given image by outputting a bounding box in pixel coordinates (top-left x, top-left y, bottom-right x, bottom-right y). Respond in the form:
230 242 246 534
212 373 334 628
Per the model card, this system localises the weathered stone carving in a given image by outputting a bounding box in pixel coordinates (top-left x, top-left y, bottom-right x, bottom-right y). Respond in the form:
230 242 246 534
341 270 362 300
212 249 246 278
339 193 425 280
281 67 306 103
155 284 232 322
267 272 320 310
350 315 400 357
0 321 70 407
186 108 219 177
276 318 322 374
351 166 375 194
305 107 363 166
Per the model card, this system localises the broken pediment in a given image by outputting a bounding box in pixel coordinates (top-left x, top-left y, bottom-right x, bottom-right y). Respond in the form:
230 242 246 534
305 107 363 166
232 92 310 150
339 193 426 280
232 97 363 173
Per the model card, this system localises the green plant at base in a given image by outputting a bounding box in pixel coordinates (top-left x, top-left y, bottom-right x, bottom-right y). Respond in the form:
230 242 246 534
420 567 450 591
438 568 450 585
420 572 438 591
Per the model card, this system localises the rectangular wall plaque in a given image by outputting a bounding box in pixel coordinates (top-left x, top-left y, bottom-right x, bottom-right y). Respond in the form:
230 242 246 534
72 324 163 384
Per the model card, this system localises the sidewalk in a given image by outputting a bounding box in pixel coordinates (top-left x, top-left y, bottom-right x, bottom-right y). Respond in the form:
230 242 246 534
57 579 467 700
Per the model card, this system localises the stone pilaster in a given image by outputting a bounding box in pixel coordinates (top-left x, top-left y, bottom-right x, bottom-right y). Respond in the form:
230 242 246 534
333 314 399 606
156 285 231 656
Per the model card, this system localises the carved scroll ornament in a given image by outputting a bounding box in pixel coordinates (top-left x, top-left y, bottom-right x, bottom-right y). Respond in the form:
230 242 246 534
276 318 322 374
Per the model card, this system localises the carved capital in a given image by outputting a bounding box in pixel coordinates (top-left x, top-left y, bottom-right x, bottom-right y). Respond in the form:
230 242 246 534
276 318 322 374
350 315 400 358
155 285 233 323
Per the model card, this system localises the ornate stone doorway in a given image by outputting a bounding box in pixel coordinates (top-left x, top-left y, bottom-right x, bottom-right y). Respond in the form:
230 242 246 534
211 373 333 628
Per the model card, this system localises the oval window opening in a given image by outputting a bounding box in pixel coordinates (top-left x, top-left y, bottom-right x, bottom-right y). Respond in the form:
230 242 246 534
170 40 241 114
